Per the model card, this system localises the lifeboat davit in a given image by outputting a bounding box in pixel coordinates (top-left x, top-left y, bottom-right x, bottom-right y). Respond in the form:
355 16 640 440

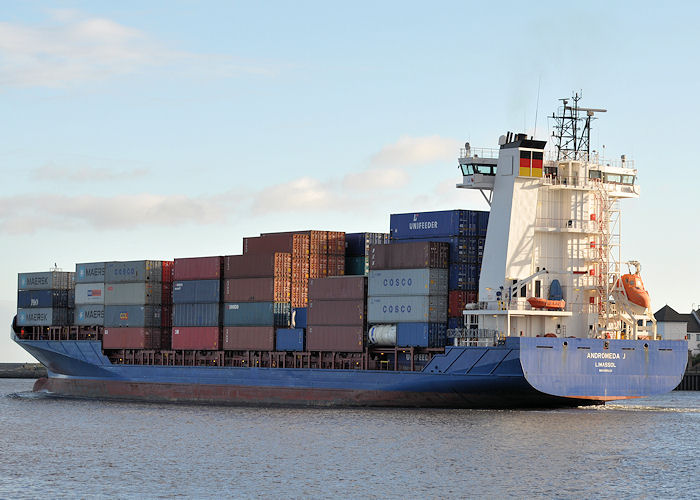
527 279 566 310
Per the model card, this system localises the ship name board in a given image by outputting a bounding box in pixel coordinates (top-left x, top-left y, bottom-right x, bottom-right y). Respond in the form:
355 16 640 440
587 352 623 373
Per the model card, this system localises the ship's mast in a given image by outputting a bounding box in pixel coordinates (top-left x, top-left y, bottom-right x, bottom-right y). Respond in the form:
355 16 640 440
552 92 607 161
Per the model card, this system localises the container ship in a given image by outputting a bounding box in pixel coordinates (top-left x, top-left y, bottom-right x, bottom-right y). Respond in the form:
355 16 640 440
11 96 688 408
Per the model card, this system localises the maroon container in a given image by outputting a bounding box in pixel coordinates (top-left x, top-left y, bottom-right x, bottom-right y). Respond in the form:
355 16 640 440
223 277 291 302
306 325 364 352
173 256 223 280
309 276 366 300
327 254 345 276
244 233 310 257
369 242 449 270
223 326 275 350
161 261 174 283
448 290 467 318
172 326 221 350
103 327 161 349
307 299 366 326
224 252 291 279
327 231 346 255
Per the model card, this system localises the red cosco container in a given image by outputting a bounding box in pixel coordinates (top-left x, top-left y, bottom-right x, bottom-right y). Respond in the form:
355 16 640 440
223 277 291 302
307 299 366 326
306 325 364 352
173 256 223 280
245 233 310 257
223 326 275 350
309 276 366 300
327 231 346 255
327 254 345 276
172 326 221 350
224 252 291 279
161 261 174 283
369 242 449 270
103 327 161 349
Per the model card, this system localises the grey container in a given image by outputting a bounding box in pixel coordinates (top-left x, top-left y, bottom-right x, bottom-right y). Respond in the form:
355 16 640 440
368 268 447 296
75 262 106 283
368 295 447 323
105 260 162 283
16 307 71 326
74 305 105 326
222 302 291 327
105 282 162 306
18 271 74 290
172 303 220 327
74 283 105 305
104 305 161 327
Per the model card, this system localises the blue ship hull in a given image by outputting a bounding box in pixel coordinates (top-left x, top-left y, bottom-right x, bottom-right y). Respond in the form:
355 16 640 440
13 333 687 408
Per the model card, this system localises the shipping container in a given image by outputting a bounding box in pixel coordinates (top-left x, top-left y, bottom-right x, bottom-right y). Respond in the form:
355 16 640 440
74 305 105 326
172 303 220 327
161 281 173 305
292 307 307 328
396 322 447 348
448 290 478 317
105 261 162 283
222 326 274 351
447 317 462 329
223 277 290 303
17 289 68 308
172 279 221 304
309 276 367 300
16 307 71 326
74 283 105 305
367 295 447 323
345 232 390 256
344 255 368 276
478 211 490 237
368 269 447 296
276 328 304 351
390 210 485 239
327 254 345 276
75 262 106 283
390 236 474 263
448 263 479 291
161 260 174 282
306 325 364 352
161 304 172 328
172 326 221 350
18 271 73 291
327 231 346 255
104 282 162 306
222 302 290 327
224 252 291 279
104 305 162 327
173 256 223 280
244 233 309 257
103 327 161 350
307 299 366 326
369 242 448 270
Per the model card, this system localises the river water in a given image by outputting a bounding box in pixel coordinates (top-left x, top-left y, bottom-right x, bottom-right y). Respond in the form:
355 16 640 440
1 378 698 499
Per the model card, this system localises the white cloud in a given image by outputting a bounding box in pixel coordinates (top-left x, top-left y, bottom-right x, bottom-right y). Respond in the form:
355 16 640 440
250 177 338 215
342 166 409 191
32 164 148 182
0 193 229 234
370 135 460 167
0 10 278 88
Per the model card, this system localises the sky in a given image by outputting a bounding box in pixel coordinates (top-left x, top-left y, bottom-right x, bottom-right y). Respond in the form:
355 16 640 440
2 1 699 362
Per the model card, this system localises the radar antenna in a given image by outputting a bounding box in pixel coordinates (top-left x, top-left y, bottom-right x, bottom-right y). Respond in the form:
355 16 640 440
551 92 606 161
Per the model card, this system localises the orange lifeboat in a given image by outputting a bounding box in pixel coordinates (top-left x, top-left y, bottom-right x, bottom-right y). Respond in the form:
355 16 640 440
527 297 566 310
618 272 651 310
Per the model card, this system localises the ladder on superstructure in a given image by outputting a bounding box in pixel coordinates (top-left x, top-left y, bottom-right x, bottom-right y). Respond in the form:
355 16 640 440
592 176 621 337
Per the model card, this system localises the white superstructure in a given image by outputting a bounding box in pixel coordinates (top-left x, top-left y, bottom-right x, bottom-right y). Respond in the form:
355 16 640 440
456 96 656 341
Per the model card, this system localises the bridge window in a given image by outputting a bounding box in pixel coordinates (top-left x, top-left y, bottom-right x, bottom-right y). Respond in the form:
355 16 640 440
461 164 496 176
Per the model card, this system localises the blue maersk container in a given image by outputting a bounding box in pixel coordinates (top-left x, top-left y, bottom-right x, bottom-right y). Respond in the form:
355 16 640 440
18 271 73 291
172 303 220 327
16 307 72 326
223 302 290 327
75 305 105 326
390 210 484 239
396 323 447 348
293 307 307 328
17 289 68 308
172 280 221 304
276 328 305 351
